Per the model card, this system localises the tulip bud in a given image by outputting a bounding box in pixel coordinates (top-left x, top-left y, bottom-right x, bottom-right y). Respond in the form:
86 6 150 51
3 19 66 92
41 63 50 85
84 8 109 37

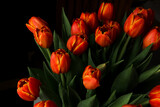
67 34 88 55
95 21 120 47
50 49 71 74
122 104 142 107
149 85 160 107
34 100 58 107
143 26 160 51
80 12 98 33
98 2 114 22
17 77 41 101
124 13 145 38
82 65 101 90
71 18 89 35
26 16 53 48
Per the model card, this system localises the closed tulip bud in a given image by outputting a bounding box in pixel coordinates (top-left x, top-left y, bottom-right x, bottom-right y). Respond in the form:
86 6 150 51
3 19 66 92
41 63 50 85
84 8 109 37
149 85 160 107
122 104 142 107
95 21 120 47
143 26 160 51
124 12 145 38
17 77 41 101
82 65 101 90
98 2 114 22
67 34 88 55
26 16 53 48
80 12 98 33
50 49 71 74
34 100 58 107
71 18 89 35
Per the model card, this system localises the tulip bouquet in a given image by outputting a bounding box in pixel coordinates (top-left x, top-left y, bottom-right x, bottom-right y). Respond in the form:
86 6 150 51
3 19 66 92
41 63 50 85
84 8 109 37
18 2 160 107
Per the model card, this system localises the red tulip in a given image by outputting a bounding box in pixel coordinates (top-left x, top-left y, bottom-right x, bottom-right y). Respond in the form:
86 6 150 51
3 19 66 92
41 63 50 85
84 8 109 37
67 34 88 55
34 100 58 107
71 18 89 35
50 49 71 74
26 16 53 48
149 85 160 107
17 77 41 101
95 21 120 47
143 26 160 50
80 12 98 33
82 65 101 90
124 12 145 38
133 7 154 28
98 2 114 22
122 104 142 107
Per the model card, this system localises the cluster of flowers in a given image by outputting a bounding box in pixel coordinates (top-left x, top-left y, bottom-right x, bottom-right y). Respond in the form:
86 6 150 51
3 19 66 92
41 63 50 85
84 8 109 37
17 2 160 107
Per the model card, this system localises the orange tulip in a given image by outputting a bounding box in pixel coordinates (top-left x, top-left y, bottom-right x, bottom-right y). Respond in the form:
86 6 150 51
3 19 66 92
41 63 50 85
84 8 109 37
26 16 53 48
82 65 101 90
67 34 88 55
17 77 41 101
71 18 89 35
50 49 71 74
124 13 145 38
34 100 58 107
98 2 114 22
122 104 142 107
133 7 154 28
149 85 160 107
95 21 120 47
80 12 98 33
143 26 160 50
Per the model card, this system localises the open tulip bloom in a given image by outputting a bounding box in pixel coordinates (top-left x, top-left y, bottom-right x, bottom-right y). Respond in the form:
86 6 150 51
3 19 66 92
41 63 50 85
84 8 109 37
19 3 160 107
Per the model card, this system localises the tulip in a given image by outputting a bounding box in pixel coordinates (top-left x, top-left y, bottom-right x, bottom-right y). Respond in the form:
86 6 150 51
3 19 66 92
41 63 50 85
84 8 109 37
122 104 142 107
34 100 58 107
124 12 145 38
82 65 101 90
133 7 154 28
26 16 53 48
149 85 160 107
98 2 114 22
80 12 98 33
50 49 71 74
143 26 160 51
17 77 41 101
71 18 89 35
67 34 88 55
95 21 120 47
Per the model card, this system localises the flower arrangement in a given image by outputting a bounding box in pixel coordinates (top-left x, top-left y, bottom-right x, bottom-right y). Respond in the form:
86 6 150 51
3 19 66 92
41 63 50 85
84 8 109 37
18 2 160 107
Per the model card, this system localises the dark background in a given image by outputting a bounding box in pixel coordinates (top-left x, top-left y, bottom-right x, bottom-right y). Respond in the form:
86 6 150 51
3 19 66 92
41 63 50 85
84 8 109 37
2 0 160 106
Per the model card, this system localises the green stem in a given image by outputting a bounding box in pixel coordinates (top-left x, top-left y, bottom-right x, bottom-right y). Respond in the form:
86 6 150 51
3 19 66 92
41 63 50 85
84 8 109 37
141 100 149 105
118 36 131 61
46 48 51 57
60 73 66 88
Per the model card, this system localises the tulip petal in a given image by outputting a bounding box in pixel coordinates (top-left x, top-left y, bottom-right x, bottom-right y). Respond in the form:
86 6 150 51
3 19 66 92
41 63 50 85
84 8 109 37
83 77 100 90
26 24 35 33
50 52 60 74
149 98 160 107
45 100 58 107
17 88 36 101
73 40 88 55
95 34 111 47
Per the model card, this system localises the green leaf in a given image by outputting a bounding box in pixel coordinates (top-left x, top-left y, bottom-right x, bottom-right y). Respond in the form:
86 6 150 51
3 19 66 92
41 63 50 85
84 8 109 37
111 65 138 94
62 7 71 38
59 83 69 107
102 90 116 107
28 67 43 80
137 53 153 71
35 39 51 66
43 62 59 92
86 90 96 99
130 94 146 104
108 93 132 107
138 65 160 83
126 44 152 68
88 48 96 68
77 95 99 107
68 86 81 107
53 30 59 50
